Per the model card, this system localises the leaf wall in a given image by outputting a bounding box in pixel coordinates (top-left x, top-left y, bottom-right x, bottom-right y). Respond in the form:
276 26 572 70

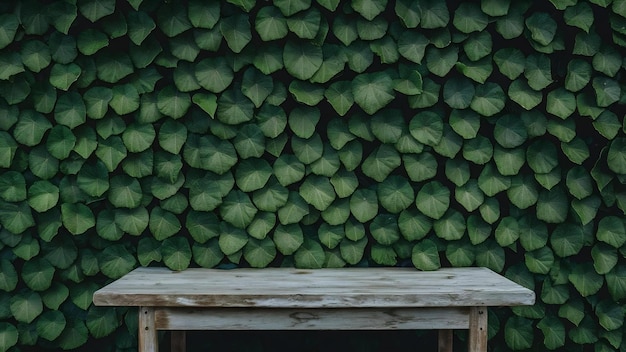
0 0 625 351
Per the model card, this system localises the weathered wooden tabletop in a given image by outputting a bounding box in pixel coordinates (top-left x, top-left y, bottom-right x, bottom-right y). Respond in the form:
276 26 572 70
93 267 535 308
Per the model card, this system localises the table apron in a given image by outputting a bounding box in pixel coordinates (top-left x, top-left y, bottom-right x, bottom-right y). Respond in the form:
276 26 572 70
153 307 473 331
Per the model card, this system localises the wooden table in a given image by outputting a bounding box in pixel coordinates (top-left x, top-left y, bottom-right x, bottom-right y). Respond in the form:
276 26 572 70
93 267 535 352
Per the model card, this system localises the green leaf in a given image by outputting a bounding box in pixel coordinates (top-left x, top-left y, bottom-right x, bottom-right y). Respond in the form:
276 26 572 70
370 213 400 245
0 259 18 291
350 188 378 223
216 87 254 125
443 77 475 109
27 181 59 213
161 237 191 271
546 88 576 119
362 144 401 182
351 0 387 20
0 14 18 49
550 223 584 257
86 306 118 339
299 175 335 211
21 40 51 73
241 67 273 108
54 92 86 129
411 239 441 271
274 223 304 255
186 211 219 243
220 15 251 53
494 48 525 80
481 0 510 16
426 46 458 77
416 181 450 220
78 0 115 22
377 176 414 213
470 82 505 117
83 87 112 119
244 237 276 268
325 81 354 116
454 3 488 33
566 166 593 200
536 186 569 224
526 12 557 45
419 0 449 29
565 59 592 92
537 314 565 349
507 174 538 209
607 138 626 174
76 29 108 56
527 140 558 174
505 316 534 350
288 8 321 39
592 243 618 275
13 110 51 147
99 244 136 279
351 72 394 115
434 209 466 241
127 11 156 45
108 175 142 209
397 31 429 64
96 135 127 172
294 238 325 269
274 0 311 16
606 265 626 301
593 45 622 77
110 84 140 116
403 153 437 183
494 114 527 148
36 310 66 341
157 87 190 119
597 216 626 248
525 247 554 274
409 111 443 146
564 2 594 32
149 207 181 241
445 158 470 187
292 133 323 165
0 201 35 234
96 53 134 83
289 80 325 106
593 77 621 107
524 53 553 90
569 262 604 297
61 203 95 235
283 40 322 80
188 0 219 29
455 179 484 212
10 290 42 323
478 163 510 196
156 3 191 37
255 6 288 41
220 190 257 229
508 79 542 110
49 63 81 91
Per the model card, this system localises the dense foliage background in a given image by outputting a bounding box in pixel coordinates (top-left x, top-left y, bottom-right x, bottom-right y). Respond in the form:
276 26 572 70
0 0 625 350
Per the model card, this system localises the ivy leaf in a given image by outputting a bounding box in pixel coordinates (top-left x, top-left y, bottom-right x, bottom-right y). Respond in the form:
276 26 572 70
411 239 441 271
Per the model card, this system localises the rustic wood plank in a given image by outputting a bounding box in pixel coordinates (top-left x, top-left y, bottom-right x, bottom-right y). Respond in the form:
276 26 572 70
467 307 488 352
170 331 186 352
139 307 158 352
154 307 470 331
438 329 453 352
93 267 535 308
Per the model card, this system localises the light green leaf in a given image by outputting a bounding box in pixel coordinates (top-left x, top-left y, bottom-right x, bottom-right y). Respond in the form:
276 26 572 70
192 93 218 118
350 188 378 223
362 145 401 182
481 0 510 16
0 14 18 49
220 15 251 53
161 237 191 271
494 114 527 148
157 87 190 119
546 88 576 119
607 138 626 174
274 0 311 16
294 238 325 269
244 237 276 268
14 110 51 147
425 46 458 77
455 179 484 212
299 175 335 211
0 201 35 234
505 316 534 350
255 6 288 41
99 244 136 279
288 8 321 39
416 181 450 220
527 139 558 174
411 239 441 271
274 223 304 254
377 175 414 213
597 216 626 248
241 67 273 108
36 310 66 341
220 190 257 229
351 0 387 20
397 31 429 64
149 207 181 241
108 175 142 209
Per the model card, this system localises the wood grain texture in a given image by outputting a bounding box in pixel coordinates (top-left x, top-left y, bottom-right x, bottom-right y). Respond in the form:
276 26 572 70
93 267 535 308
139 307 158 352
154 307 470 330
468 307 488 352
438 329 453 352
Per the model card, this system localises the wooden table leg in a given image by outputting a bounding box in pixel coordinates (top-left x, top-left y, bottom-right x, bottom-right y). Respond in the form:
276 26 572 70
139 307 158 352
468 307 488 352
171 331 186 352
438 329 453 352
